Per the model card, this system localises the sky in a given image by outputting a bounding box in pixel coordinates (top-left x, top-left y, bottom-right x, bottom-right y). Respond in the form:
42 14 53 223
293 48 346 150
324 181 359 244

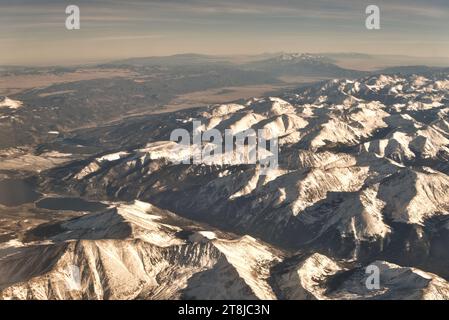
0 0 448 65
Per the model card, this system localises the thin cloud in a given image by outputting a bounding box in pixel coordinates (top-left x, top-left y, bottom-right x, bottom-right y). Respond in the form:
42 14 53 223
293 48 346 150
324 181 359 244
87 34 165 41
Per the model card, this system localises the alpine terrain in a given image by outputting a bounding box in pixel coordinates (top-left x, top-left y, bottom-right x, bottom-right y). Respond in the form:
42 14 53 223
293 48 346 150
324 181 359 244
1 70 449 300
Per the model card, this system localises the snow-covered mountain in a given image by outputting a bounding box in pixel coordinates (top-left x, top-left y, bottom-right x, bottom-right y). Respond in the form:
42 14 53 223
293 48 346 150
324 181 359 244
0 96 23 110
2 200 448 300
246 53 365 78
2 72 449 300
0 201 284 300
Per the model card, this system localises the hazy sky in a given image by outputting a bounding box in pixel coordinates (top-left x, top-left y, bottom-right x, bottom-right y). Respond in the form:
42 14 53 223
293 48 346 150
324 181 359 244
1 0 448 65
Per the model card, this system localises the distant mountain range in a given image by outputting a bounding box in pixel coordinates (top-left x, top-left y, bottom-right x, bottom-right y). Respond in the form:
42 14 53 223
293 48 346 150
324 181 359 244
109 52 449 78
